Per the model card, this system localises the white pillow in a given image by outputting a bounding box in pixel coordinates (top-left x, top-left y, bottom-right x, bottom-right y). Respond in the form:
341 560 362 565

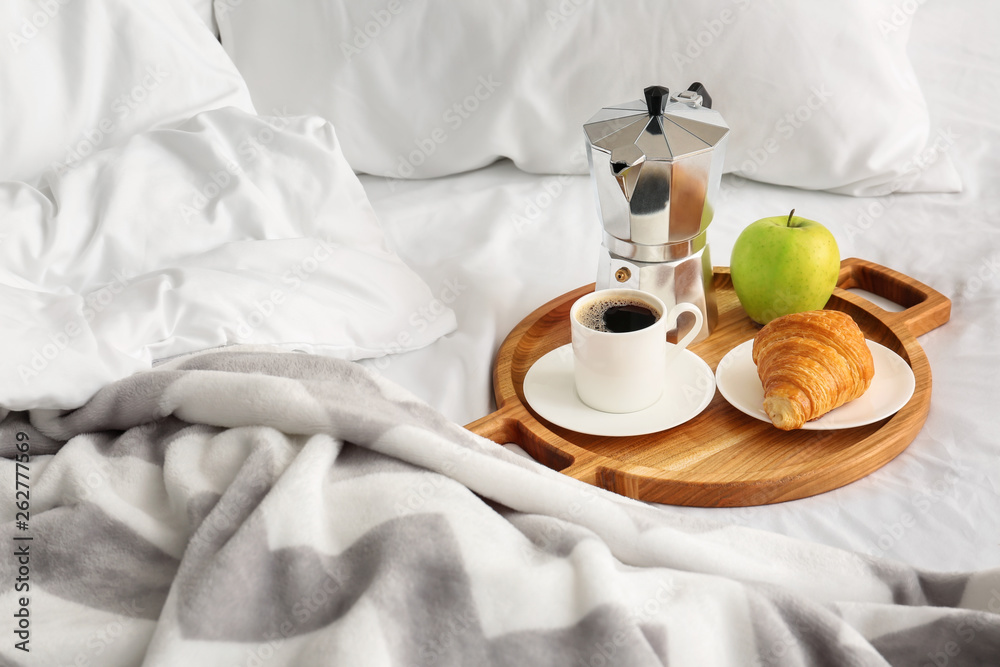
0 107 456 410
0 0 251 186
217 0 959 196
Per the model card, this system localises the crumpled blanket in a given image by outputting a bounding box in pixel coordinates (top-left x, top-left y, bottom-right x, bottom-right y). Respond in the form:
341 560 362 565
1 346 998 666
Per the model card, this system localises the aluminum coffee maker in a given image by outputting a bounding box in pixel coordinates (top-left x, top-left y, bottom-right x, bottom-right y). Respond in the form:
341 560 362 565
584 83 729 343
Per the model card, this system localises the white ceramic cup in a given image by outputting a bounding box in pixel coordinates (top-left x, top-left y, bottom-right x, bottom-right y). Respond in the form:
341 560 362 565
570 289 704 414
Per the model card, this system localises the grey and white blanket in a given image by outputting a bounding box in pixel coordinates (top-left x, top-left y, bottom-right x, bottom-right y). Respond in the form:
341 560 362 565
1 347 998 666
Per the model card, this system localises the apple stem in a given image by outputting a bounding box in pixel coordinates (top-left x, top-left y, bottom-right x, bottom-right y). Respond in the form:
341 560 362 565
787 209 795 227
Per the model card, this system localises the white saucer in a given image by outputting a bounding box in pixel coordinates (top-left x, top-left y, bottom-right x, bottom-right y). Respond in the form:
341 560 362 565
522 344 716 437
715 339 916 430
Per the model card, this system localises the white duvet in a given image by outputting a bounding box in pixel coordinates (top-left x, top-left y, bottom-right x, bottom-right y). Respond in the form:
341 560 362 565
0 0 457 410
0 107 455 410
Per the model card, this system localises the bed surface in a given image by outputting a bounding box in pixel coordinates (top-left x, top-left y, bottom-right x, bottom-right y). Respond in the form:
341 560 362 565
359 0 1000 573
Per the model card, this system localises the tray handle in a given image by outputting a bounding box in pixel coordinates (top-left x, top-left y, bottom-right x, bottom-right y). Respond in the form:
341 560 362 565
466 404 602 485
465 405 521 446
836 257 951 338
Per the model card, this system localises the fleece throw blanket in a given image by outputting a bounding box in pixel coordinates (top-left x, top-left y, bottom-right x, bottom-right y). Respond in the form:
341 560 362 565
1 347 998 666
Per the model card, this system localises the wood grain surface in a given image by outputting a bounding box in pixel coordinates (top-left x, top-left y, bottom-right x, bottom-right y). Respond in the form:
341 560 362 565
464 258 951 507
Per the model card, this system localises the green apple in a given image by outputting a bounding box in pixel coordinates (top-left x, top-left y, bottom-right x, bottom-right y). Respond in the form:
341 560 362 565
730 210 840 325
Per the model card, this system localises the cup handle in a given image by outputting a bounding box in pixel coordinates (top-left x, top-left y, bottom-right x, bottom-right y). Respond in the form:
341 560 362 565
665 302 704 351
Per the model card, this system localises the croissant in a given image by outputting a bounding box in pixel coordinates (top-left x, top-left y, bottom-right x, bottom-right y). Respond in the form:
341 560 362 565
751 310 874 430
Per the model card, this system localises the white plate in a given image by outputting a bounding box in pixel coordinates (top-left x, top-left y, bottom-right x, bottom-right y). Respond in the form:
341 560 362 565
715 339 916 430
522 344 716 437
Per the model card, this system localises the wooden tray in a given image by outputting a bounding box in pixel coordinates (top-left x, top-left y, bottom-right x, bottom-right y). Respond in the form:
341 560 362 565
465 258 950 507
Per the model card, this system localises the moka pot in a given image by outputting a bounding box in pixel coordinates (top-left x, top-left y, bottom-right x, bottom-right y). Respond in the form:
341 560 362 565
584 83 729 343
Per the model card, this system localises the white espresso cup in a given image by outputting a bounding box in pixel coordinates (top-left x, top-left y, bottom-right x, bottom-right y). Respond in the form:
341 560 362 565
570 289 704 414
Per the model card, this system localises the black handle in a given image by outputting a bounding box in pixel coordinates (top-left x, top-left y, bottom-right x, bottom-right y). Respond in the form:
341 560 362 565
686 82 712 109
643 85 669 116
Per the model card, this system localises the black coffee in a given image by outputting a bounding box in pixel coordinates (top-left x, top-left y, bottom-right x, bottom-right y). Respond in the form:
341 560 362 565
578 295 661 333
602 304 657 332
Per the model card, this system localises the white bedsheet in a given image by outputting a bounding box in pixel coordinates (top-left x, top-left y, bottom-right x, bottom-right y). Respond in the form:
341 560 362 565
359 0 1000 574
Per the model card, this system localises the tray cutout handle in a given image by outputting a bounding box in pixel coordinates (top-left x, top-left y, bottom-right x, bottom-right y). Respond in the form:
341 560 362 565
465 404 575 470
836 258 951 338
465 407 522 447
466 404 605 483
